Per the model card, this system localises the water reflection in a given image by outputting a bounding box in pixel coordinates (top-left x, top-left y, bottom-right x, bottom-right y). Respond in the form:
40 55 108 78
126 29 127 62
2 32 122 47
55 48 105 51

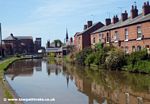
5 59 150 104
63 64 150 104
6 59 42 80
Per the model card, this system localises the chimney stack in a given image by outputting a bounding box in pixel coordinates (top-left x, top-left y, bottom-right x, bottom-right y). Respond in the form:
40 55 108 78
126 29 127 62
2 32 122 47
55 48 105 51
87 21 93 27
70 37 73 43
131 5 138 19
121 10 128 21
142 1 150 15
105 18 111 26
84 24 88 30
112 15 119 24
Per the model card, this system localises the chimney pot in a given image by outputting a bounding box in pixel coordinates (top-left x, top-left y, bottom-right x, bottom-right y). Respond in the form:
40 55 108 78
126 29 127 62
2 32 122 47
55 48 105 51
143 1 150 15
131 5 138 18
105 18 111 26
84 25 88 30
87 21 93 27
147 1 149 6
121 11 128 21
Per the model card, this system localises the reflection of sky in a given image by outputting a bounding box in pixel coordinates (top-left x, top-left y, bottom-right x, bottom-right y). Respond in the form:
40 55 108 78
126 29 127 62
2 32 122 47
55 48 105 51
5 60 89 104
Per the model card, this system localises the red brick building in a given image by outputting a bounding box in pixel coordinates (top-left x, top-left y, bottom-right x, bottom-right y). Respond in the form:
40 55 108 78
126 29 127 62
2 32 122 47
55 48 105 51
91 2 150 53
3 33 34 55
74 21 104 51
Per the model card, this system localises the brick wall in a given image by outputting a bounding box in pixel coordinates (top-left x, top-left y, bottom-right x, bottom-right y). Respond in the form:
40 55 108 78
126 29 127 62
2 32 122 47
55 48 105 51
96 21 150 53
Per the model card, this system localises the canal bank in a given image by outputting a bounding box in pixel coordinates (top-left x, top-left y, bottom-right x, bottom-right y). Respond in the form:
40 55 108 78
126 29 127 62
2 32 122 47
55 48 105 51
0 57 32 104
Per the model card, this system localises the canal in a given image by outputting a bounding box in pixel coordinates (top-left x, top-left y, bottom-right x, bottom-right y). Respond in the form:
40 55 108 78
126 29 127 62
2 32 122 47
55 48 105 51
5 59 150 104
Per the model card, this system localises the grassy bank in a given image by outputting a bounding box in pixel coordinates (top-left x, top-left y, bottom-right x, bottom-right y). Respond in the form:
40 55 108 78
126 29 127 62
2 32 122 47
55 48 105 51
0 57 24 104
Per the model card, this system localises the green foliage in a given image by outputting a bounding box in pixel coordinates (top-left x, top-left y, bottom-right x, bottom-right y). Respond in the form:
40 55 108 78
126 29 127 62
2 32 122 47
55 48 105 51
75 45 150 73
126 49 148 68
76 48 93 65
94 50 106 65
95 42 103 51
126 60 150 73
85 53 96 66
104 48 125 70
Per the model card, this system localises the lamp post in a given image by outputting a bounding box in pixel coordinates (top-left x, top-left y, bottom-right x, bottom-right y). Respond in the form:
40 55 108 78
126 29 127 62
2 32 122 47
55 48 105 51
0 23 2 58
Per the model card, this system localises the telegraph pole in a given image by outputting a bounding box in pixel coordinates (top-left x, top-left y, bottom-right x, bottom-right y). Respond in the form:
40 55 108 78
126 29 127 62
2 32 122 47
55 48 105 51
0 23 2 58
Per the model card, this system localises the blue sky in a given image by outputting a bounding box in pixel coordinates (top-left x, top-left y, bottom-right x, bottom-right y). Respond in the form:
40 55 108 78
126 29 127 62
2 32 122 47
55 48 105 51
0 0 149 46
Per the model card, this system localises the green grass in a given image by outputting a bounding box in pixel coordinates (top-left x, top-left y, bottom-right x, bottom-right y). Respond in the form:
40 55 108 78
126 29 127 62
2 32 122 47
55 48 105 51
0 57 22 104
0 57 18 71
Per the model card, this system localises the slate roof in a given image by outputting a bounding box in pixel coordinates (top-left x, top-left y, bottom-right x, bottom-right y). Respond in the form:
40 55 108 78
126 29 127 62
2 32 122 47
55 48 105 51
78 22 104 36
4 36 33 41
93 13 150 34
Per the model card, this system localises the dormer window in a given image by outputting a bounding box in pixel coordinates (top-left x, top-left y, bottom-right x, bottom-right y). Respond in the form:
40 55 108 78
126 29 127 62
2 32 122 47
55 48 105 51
137 26 142 40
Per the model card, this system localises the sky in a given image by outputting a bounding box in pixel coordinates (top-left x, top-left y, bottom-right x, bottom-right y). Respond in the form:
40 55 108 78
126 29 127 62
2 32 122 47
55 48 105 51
0 0 149 46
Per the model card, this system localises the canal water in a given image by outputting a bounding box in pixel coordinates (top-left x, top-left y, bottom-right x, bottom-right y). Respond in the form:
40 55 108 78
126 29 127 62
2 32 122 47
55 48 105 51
5 59 150 104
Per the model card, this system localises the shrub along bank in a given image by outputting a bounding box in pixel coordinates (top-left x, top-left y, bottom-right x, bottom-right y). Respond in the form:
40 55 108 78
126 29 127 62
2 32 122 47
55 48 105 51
75 43 150 73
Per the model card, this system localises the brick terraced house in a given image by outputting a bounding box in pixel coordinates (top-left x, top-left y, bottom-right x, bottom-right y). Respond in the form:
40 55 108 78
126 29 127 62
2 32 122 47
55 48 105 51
74 21 104 51
91 2 150 53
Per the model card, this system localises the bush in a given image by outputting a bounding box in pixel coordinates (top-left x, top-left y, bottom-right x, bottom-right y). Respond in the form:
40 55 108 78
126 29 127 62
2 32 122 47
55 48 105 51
127 49 148 67
76 48 93 65
104 48 125 70
94 50 106 65
126 60 150 73
85 53 96 66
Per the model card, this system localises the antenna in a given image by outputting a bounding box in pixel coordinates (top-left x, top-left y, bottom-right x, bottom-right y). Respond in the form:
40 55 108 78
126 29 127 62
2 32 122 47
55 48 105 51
90 14 94 21
134 1 137 6
107 12 111 18
118 7 123 14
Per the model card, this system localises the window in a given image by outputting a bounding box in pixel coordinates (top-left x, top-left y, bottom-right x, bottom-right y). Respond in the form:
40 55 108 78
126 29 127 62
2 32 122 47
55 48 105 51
132 46 136 52
137 26 142 39
114 31 119 42
93 37 96 43
99 33 103 40
125 28 128 41
146 45 149 48
125 46 129 54
99 33 105 43
137 46 142 51
106 32 110 43
78 37 80 44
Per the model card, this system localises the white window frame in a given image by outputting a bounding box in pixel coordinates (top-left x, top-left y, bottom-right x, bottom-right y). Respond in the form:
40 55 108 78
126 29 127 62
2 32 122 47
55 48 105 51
114 31 119 43
137 26 142 40
124 28 129 41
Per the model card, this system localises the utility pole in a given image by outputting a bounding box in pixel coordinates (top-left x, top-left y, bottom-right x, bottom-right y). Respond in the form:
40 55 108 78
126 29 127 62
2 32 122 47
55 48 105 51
0 23 2 58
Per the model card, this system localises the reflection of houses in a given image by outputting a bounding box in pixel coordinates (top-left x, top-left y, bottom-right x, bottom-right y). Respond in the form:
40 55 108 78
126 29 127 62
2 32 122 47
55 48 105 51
3 33 34 55
46 62 62 76
6 59 42 80
64 64 150 104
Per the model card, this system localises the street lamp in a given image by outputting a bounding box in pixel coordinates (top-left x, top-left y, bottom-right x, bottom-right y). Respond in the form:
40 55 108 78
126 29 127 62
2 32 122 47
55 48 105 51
0 23 2 58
